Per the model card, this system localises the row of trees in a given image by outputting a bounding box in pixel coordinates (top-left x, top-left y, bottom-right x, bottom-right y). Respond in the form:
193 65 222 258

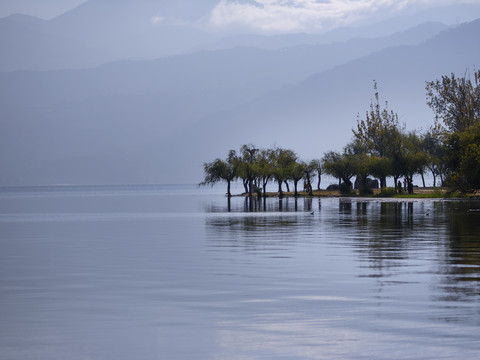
201 70 480 196
200 145 322 197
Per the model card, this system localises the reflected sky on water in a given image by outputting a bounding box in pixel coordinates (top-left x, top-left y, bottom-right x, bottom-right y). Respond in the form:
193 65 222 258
1 186 479 359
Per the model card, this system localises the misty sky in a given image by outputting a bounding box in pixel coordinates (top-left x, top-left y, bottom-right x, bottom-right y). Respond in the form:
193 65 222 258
1 0 476 31
0 0 87 20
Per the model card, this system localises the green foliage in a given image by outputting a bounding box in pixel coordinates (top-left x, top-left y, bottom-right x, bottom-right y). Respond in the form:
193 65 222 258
322 151 355 191
353 81 401 158
199 151 238 197
309 159 322 190
426 70 480 133
443 123 480 190
352 81 404 187
420 127 445 187
426 70 480 191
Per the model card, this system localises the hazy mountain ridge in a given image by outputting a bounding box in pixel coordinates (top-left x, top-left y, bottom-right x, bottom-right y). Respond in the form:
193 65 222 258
1 1 479 72
0 21 451 110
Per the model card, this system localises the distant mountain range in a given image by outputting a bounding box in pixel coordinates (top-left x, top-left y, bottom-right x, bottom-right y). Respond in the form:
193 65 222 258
1 2 480 186
2 1 480 71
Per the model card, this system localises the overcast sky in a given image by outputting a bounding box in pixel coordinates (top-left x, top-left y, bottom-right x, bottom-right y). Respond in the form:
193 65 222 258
209 0 477 33
0 0 477 30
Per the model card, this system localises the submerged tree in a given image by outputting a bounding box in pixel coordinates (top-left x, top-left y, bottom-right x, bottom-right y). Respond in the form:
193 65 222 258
199 150 238 197
238 144 259 197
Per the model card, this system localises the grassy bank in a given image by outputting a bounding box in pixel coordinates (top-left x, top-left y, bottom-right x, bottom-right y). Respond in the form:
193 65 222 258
237 187 478 199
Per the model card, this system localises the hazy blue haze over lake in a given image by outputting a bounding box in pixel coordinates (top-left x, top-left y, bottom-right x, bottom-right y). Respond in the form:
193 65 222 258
1 185 480 359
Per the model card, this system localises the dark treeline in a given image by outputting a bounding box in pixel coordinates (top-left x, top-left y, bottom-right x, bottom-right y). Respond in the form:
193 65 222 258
201 70 480 197
199 144 322 198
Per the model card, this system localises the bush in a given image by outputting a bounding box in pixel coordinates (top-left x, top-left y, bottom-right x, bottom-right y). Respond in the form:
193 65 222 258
339 183 352 195
359 185 373 196
377 187 396 197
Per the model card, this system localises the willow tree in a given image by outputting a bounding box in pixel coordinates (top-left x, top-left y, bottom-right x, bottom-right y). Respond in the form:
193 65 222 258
238 144 259 197
322 150 356 193
256 148 274 196
199 150 238 197
289 161 307 197
272 147 297 197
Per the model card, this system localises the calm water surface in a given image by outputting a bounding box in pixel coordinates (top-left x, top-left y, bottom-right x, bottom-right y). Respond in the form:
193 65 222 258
1 185 480 359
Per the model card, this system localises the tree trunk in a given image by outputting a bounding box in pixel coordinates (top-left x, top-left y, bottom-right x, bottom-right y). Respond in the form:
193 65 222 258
227 180 231 198
421 173 426 188
294 181 299 197
345 179 352 191
408 176 414 194
317 174 321 190
380 176 387 189
278 180 283 197
429 168 436 187
284 180 290 192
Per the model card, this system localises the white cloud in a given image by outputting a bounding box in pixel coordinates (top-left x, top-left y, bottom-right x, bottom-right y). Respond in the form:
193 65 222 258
208 0 467 33
152 13 165 24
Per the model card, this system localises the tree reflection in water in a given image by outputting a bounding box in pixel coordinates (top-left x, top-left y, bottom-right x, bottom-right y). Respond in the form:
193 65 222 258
204 197 480 315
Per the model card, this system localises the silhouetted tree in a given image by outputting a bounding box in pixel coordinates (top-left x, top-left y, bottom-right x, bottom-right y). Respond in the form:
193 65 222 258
200 150 238 197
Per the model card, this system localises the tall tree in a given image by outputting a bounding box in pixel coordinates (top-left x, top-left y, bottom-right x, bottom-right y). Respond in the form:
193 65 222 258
426 70 480 133
420 127 445 187
352 81 401 188
426 70 480 190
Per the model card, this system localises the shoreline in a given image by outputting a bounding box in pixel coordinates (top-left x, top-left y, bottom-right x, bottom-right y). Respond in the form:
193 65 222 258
233 187 480 199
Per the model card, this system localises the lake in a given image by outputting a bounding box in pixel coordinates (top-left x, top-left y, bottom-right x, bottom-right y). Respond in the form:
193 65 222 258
1 185 480 359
